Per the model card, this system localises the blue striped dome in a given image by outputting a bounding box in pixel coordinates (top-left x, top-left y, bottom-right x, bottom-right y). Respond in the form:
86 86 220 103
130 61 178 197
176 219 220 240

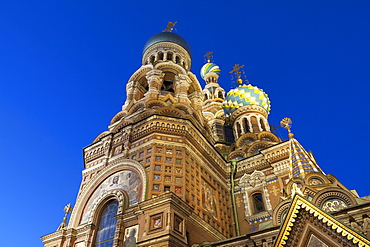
143 32 191 56
222 84 271 115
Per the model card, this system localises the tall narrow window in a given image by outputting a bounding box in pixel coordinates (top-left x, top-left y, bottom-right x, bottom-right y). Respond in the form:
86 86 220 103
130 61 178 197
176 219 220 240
260 118 266 131
161 72 175 94
252 193 265 213
243 118 250 133
236 122 242 137
250 116 259 133
218 91 223 99
94 200 118 247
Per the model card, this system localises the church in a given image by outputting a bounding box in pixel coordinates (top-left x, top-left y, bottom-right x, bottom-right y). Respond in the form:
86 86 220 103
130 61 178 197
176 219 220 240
41 25 370 247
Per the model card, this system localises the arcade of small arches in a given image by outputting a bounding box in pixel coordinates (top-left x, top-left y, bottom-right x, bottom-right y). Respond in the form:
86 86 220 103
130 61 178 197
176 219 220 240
203 87 225 101
144 50 189 70
234 114 270 138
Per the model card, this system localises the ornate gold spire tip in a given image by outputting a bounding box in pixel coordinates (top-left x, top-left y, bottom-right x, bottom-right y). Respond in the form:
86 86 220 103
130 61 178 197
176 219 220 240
280 117 294 138
204 51 213 63
57 203 73 230
163 21 177 32
229 64 245 84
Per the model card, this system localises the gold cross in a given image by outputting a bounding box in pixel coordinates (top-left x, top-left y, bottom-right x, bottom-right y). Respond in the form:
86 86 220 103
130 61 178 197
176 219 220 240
229 64 244 76
280 117 294 139
163 21 177 32
229 64 245 84
271 185 280 196
204 51 213 63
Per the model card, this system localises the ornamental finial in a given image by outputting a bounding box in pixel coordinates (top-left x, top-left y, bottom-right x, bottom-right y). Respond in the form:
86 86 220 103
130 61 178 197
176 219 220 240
229 64 245 85
163 21 177 32
57 203 73 230
280 117 294 139
204 51 213 63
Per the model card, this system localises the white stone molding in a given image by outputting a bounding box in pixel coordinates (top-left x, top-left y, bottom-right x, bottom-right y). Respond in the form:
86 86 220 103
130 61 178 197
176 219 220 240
230 105 268 123
142 42 191 70
239 170 272 218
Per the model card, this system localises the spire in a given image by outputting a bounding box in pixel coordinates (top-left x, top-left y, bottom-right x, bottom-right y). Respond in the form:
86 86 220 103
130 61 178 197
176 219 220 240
229 64 245 85
162 21 177 32
281 118 324 178
204 51 213 63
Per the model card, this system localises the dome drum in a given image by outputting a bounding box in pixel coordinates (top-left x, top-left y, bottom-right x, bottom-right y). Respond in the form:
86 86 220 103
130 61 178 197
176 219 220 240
142 44 191 70
229 104 269 123
142 32 192 70
203 72 220 84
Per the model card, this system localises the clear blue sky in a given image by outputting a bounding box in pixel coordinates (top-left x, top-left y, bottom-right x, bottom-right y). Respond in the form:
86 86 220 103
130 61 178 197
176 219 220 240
1 1 369 246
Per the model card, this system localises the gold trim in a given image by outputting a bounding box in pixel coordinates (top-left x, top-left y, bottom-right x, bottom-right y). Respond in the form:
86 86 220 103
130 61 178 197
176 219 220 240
274 195 370 247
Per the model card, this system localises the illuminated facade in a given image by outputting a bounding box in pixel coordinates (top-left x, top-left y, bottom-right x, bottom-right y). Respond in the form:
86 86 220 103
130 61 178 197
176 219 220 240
41 29 370 247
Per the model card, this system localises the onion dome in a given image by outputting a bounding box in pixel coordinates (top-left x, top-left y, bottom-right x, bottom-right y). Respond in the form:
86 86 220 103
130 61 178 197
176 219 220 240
200 62 221 79
222 84 271 115
143 32 191 56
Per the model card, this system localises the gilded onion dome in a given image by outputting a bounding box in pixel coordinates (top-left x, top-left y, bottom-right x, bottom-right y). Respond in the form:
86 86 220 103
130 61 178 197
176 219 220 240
200 62 221 79
222 84 271 115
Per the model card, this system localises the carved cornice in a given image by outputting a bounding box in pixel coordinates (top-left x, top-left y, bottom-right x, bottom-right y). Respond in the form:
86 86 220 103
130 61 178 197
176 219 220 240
155 61 187 75
142 42 191 69
40 229 66 244
230 105 268 123
274 195 370 247
128 65 153 83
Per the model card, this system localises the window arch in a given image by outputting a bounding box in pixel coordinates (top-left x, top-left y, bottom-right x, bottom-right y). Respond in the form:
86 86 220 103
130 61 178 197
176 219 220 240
252 193 265 213
218 91 223 99
94 200 119 247
161 72 175 94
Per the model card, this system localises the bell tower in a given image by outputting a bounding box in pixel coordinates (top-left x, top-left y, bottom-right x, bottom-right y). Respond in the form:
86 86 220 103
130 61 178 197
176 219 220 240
200 53 226 142
41 25 233 247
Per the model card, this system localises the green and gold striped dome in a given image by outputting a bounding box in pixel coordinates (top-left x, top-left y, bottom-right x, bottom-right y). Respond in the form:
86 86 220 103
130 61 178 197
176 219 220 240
200 62 220 79
222 84 271 115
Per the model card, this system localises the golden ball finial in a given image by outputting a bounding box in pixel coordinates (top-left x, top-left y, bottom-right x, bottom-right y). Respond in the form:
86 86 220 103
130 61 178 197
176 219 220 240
237 78 243 85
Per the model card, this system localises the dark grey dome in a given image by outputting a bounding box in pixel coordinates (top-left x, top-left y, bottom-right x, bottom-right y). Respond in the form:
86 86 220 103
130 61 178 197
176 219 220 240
143 32 191 56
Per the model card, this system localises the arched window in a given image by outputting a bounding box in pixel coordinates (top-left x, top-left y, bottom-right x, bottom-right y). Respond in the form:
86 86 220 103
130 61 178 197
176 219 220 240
218 91 223 99
161 72 175 94
252 193 265 213
94 200 119 247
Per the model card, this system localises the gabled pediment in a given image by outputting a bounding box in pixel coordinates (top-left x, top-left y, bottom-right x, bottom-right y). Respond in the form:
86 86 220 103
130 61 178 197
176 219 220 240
274 195 370 247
